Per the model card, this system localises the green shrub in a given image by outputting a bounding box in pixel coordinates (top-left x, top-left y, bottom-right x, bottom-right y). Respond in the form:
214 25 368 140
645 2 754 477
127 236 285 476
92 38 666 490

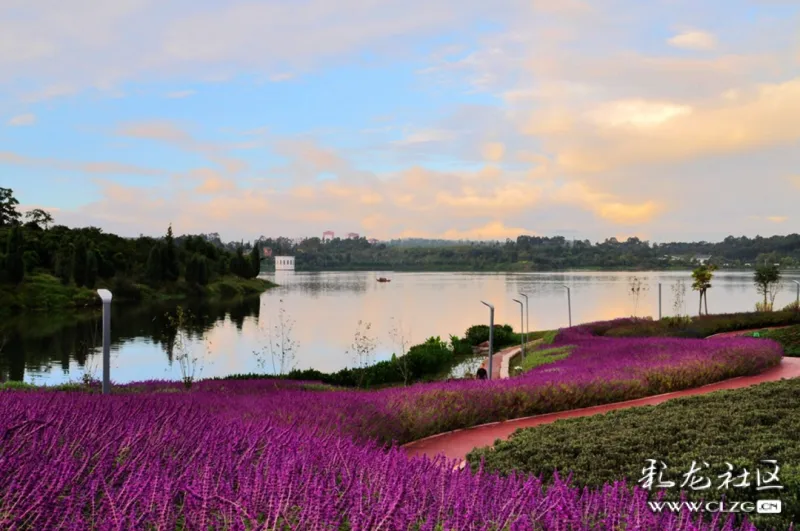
746 325 800 356
464 324 518 349
468 379 800 530
600 311 800 339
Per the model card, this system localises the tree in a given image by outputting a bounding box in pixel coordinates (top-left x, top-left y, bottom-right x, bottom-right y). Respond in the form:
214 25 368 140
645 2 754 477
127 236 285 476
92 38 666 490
72 238 89 287
85 249 99 289
5 226 25 283
185 254 209 286
0 188 21 227
146 243 164 284
754 264 781 311
249 243 261 278
691 264 716 315
54 242 73 285
162 225 180 282
24 208 54 230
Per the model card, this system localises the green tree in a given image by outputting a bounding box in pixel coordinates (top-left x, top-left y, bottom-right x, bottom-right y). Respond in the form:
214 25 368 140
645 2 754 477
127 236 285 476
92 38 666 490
24 208 54 229
185 253 210 286
54 242 74 285
0 188 21 227
249 243 261 278
5 226 25 283
691 264 716 315
85 249 99 289
146 243 164 284
163 225 180 282
72 238 89 287
231 247 249 278
754 263 781 311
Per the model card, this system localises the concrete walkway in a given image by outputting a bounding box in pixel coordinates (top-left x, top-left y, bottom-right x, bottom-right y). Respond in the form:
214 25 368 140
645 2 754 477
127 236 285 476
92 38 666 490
404 329 800 464
478 340 542 379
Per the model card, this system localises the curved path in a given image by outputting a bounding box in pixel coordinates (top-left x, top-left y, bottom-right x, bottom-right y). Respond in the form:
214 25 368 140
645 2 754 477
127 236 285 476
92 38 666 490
404 330 800 464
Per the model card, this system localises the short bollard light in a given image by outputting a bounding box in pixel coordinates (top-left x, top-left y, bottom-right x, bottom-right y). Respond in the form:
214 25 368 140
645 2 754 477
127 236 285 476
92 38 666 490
97 289 113 395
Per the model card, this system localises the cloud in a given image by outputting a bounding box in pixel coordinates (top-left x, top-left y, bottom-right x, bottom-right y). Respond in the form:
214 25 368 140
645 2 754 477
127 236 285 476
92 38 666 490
401 221 535 240
767 216 788 223
547 77 800 173
481 142 505 161
7 113 36 126
0 150 164 176
668 30 717 51
166 90 196 98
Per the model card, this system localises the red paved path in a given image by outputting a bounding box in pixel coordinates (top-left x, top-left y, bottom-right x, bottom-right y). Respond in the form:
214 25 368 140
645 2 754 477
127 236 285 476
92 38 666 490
404 356 800 464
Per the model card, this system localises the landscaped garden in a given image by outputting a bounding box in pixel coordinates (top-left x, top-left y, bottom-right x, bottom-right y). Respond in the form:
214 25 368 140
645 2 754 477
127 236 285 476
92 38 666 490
467 379 800 530
0 313 793 529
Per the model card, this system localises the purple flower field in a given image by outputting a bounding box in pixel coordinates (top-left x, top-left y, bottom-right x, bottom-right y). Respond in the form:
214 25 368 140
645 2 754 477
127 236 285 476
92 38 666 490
0 320 781 529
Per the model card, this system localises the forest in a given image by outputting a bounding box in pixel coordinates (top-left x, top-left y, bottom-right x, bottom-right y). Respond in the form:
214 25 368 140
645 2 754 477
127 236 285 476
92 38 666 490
270 233 800 272
5 185 800 301
0 188 270 312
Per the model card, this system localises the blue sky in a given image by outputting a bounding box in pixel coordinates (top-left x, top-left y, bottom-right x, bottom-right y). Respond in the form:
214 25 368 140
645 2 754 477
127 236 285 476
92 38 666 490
1 0 799 242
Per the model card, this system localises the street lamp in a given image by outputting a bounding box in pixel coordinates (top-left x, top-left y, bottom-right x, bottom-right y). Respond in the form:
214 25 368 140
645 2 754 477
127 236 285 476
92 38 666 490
97 289 113 395
561 285 572 327
793 280 800 308
481 301 495 380
518 292 529 356
658 282 662 320
512 298 525 359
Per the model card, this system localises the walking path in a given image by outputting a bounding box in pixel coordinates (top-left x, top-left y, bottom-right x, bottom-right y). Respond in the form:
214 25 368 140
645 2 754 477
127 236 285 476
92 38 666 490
478 339 542 379
404 328 800 465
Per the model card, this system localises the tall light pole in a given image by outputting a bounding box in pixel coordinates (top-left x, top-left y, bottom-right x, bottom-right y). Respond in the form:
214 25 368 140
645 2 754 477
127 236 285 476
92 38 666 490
481 301 495 380
513 298 525 359
793 280 800 308
97 289 113 395
561 285 572 327
518 292 529 355
658 282 662 320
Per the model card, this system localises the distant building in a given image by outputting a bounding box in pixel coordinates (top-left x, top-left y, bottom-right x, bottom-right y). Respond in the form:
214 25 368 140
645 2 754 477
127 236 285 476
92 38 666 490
275 256 295 271
347 232 359 239
693 255 712 265
322 230 334 242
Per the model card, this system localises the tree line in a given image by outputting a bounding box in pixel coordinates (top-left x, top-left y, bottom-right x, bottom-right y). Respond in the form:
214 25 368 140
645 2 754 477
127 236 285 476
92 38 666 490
279 234 800 271
0 188 262 290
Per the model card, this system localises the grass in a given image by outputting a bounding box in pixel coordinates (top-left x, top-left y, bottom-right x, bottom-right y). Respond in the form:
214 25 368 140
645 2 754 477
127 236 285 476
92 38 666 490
508 330 562 375
744 325 800 356
0 273 276 314
512 345 574 375
467 378 800 530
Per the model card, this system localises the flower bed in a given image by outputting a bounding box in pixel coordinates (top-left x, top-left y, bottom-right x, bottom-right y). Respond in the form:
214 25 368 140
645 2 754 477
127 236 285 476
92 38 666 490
0 389 755 530
0 320 782 529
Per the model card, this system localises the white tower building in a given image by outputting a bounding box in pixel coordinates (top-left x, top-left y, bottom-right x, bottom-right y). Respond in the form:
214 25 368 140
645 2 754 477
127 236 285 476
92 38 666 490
274 256 295 271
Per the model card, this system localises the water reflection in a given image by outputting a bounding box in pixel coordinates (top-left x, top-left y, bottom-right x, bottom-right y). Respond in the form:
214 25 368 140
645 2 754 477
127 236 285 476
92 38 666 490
3 270 800 385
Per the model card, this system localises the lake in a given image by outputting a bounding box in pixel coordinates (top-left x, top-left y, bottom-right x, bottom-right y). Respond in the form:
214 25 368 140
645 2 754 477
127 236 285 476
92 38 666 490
2 270 799 385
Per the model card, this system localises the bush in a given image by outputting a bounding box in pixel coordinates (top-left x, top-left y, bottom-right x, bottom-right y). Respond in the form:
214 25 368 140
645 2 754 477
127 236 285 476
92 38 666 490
464 324 518 349
598 311 800 339
467 379 800 530
746 325 800 356
109 276 144 302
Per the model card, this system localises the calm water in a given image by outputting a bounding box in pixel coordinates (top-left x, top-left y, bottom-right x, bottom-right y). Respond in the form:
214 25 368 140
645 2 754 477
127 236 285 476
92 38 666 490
2 270 799 385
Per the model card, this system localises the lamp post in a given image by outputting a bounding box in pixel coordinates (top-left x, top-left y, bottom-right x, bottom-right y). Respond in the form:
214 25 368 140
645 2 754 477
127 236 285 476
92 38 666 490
561 285 572 327
793 280 800 308
481 301 495 380
97 289 113 395
513 298 524 359
518 292 529 356
658 282 662 320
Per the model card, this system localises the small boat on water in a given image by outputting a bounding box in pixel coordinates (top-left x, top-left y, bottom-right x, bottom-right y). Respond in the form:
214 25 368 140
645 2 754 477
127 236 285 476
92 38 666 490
376 277 391 282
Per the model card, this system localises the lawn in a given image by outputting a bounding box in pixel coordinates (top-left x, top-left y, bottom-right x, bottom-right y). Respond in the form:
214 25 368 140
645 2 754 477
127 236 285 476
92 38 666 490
467 379 800 530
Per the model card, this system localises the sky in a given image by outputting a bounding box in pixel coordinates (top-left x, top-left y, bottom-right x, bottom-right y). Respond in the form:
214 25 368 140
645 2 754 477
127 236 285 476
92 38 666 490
1 0 799 244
